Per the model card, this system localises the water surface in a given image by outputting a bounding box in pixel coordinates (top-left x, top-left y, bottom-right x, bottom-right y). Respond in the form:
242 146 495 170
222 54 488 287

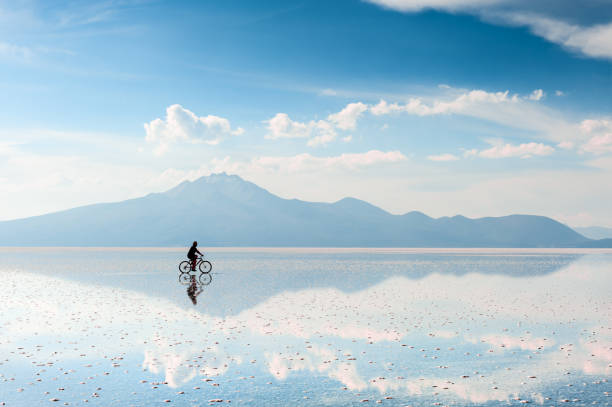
0 248 610 406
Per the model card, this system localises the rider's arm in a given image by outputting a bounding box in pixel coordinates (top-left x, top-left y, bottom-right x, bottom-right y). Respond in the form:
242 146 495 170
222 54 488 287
196 248 202 255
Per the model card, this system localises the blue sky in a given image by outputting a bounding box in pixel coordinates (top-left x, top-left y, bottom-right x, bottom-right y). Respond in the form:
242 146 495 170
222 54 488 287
1 0 611 227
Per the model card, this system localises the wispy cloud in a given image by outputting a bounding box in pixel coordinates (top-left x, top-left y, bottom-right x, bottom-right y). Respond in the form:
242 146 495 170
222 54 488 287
427 153 459 161
0 41 34 60
153 150 407 186
580 119 612 154
465 141 555 159
366 0 612 59
498 13 612 60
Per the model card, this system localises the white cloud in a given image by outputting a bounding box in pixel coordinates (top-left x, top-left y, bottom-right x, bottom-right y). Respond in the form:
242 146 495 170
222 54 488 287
144 104 243 155
427 153 459 161
327 102 368 130
265 102 367 146
371 89 520 118
365 1 612 60
307 120 338 147
370 99 405 115
367 0 503 12
264 113 311 140
466 141 555 159
264 113 338 146
502 14 612 60
527 89 544 101
555 90 564 97
268 87 603 150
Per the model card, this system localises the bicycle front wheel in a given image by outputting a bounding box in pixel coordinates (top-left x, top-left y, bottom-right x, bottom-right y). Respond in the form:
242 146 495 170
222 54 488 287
199 260 212 274
179 261 191 273
199 272 212 285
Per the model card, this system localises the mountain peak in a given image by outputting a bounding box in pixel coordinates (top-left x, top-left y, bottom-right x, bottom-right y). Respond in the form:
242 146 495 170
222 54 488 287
194 172 243 184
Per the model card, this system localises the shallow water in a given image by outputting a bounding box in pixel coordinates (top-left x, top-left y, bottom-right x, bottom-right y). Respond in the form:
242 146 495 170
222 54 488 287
0 248 610 406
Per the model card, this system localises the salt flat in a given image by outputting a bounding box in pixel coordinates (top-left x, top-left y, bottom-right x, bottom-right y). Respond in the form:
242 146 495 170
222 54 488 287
0 248 610 406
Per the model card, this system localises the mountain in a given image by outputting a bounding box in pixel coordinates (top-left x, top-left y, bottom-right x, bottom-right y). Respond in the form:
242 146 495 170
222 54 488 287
0 173 608 247
574 226 612 240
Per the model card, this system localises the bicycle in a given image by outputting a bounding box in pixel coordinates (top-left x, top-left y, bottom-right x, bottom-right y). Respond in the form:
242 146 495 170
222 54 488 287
178 256 212 285
179 256 212 274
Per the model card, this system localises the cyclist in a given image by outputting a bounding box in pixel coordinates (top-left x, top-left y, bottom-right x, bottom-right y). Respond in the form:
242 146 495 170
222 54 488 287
187 241 202 271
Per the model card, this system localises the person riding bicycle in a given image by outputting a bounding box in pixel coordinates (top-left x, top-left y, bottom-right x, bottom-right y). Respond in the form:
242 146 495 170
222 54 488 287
187 241 202 271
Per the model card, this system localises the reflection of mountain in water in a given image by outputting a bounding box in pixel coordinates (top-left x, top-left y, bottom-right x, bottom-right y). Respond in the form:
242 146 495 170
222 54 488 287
0 249 582 316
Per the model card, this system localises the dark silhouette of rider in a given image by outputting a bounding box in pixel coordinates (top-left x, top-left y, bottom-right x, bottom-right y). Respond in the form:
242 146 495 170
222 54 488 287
187 275 203 305
188 241 202 271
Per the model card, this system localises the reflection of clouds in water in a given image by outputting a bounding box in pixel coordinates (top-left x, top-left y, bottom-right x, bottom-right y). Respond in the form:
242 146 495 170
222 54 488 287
1 254 610 404
0 270 241 389
266 344 369 390
229 257 611 403
142 344 241 388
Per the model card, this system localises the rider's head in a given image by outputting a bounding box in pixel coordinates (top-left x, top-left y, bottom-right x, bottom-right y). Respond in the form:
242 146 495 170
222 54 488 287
193 241 198 247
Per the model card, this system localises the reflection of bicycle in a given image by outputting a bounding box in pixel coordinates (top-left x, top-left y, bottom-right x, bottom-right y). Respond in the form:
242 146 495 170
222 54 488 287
179 270 212 285
179 256 212 274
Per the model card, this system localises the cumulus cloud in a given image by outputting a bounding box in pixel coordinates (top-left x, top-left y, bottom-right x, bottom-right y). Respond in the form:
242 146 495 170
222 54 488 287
264 113 338 146
144 104 243 155
465 141 555 159
427 153 459 161
265 113 311 140
365 0 612 59
327 102 368 130
265 103 367 146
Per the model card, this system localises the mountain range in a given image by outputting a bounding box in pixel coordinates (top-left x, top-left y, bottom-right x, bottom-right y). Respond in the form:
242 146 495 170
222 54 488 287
0 173 610 247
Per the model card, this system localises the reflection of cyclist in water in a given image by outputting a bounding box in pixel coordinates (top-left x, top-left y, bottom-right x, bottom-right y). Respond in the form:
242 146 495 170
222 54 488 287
187 275 203 305
187 241 202 271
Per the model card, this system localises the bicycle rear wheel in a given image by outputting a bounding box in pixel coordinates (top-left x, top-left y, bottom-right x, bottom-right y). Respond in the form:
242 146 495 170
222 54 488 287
179 261 192 273
178 272 192 285
199 260 212 274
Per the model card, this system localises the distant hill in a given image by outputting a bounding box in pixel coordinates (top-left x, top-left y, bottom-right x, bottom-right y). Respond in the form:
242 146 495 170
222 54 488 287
574 226 612 240
0 173 609 247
